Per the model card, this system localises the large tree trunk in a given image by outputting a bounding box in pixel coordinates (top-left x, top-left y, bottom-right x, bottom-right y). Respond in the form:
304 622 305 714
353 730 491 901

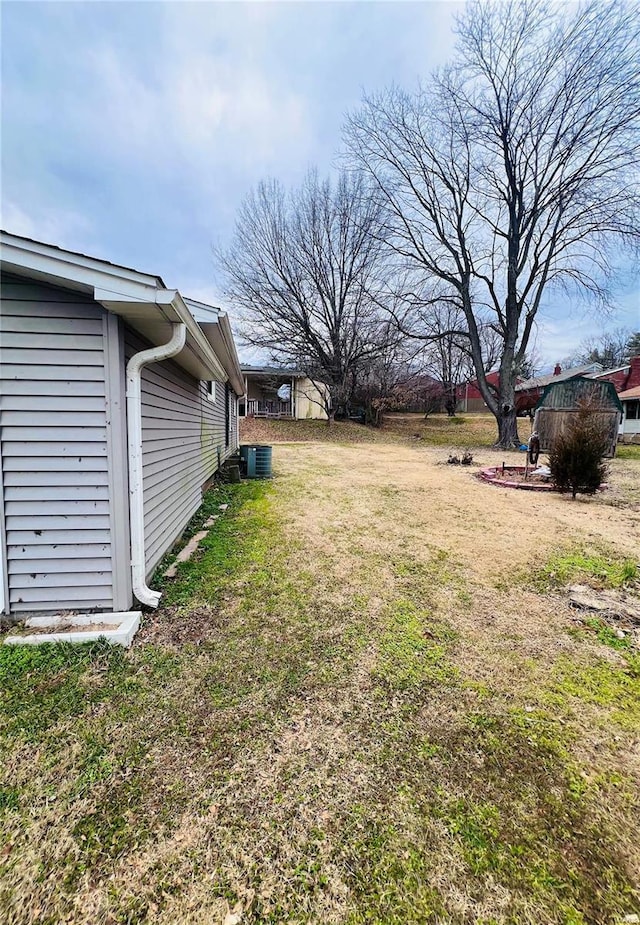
492 337 521 448
494 404 520 449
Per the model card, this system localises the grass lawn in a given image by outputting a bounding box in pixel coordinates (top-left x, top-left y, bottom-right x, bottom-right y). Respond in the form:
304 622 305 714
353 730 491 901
616 443 640 461
1 433 639 924
241 411 501 448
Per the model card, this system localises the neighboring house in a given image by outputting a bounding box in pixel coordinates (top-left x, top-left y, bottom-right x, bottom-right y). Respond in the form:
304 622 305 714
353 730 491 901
617 385 640 442
588 356 640 441
0 231 244 619
458 371 504 413
240 366 328 420
588 356 640 395
589 363 635 392
515 357 640 415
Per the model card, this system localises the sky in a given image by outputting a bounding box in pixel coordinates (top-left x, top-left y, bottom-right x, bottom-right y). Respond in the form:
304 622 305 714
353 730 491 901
1 0 638 367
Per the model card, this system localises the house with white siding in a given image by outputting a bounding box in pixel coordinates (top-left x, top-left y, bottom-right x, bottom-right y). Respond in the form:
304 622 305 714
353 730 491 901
617 385 640 441
240 365 329 419
0 231 245 620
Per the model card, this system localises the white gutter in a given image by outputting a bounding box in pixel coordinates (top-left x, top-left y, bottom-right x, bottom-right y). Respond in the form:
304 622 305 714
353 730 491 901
126 323 187 608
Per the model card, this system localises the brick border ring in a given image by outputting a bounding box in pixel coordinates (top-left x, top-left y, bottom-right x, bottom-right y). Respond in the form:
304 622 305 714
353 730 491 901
477 465 558 492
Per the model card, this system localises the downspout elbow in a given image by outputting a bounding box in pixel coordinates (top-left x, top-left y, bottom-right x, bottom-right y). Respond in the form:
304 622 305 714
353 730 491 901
126 323 187 608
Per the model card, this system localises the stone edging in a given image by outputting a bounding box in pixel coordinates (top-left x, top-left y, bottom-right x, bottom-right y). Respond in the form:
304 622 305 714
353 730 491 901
476 466 557 492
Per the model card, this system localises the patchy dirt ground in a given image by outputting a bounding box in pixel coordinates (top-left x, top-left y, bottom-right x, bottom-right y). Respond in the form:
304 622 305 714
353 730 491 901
1 439 639 925
277 441 639 572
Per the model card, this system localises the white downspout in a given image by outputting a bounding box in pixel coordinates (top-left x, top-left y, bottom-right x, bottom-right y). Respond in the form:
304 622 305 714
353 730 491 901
126 323 187 608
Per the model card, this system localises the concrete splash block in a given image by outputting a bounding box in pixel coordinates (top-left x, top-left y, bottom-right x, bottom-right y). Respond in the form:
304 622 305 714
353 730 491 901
3 612 142 648
163 530 209 578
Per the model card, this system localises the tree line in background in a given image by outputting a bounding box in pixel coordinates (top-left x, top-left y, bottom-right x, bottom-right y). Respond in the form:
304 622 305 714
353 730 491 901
567 329 640 371
218 0 640 447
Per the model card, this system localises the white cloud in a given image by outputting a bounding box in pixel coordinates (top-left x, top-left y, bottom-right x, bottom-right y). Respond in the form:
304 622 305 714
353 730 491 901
535 318 594 364
182 281 226 307
82 17 313 184
1 201 96 252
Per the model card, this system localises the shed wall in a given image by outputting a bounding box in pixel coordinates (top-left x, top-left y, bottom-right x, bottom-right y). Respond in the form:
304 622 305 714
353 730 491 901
535 409 620 457
0 274 117 613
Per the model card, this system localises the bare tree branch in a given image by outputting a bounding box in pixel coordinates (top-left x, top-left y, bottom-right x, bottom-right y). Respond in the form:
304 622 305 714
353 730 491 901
216 171 396 420
344 0 640 446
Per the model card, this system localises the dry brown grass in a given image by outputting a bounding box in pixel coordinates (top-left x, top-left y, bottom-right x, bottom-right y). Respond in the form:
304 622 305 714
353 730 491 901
2 443 639 924
240 411 501 448
381 411 502 447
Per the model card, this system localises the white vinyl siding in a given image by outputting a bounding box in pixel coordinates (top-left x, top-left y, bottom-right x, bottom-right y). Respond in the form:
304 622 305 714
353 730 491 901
0 275 114 613
124 327 235 578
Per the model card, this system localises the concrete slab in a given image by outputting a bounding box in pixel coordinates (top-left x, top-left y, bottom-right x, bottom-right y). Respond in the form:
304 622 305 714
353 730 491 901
163 530 209 578
4 612 141 648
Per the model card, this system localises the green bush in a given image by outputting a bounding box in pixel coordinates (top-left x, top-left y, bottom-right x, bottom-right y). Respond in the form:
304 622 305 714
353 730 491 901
549 401 610 498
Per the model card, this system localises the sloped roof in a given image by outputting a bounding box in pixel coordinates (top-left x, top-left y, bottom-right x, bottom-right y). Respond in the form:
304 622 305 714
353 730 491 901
516 363 602 392
185 298 244 395
585 363 631 379
618 385 640 400
0 230 165 286
535 376 622 412
241 365 308 378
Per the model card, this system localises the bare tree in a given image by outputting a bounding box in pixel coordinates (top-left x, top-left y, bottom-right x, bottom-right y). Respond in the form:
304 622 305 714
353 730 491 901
627 332 640 358
570 327 637 368
218 170 392 422
384 281 502 415
514 348 542 381
345 0 640 446
415 301 502 416
352 320 424 425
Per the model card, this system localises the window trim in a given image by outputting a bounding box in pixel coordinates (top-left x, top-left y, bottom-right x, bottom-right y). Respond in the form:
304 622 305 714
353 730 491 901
206 380 216 402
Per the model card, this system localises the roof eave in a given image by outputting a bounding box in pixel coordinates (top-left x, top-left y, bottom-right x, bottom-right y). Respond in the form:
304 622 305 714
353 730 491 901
1 231 226 382
217 312 245 395
199 318 244 395
96 289 227 382
241 366 307 378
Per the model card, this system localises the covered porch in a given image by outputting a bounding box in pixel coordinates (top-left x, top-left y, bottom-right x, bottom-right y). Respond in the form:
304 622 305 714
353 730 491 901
241 368 304 418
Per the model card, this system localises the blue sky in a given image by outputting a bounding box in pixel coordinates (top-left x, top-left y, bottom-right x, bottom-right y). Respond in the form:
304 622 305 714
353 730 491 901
2 1 638 366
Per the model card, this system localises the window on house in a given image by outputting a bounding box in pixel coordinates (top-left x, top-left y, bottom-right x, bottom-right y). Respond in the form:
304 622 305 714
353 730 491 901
206 381 216 402
626 400 639 420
